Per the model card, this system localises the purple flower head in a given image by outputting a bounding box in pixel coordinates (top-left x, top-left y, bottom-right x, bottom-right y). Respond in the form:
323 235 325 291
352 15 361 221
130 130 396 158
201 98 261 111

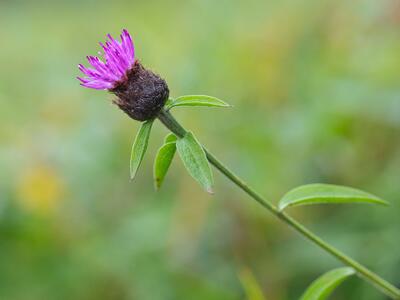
78 29 135 90
78 29 169 121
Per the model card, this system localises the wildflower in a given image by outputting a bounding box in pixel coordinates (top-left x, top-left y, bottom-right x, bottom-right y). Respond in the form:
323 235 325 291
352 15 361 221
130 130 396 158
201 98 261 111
78 29 169 121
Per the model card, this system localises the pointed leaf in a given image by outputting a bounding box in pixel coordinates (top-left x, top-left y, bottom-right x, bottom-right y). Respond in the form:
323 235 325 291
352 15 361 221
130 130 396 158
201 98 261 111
130 120 153 179
300 267 355 300
279 183 388 211
153 141 176 190
176 131 214 193
167 95 230 109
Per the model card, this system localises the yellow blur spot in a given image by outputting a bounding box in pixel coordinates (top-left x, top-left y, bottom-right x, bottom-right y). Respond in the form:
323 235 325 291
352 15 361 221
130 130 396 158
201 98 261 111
17 166 64 215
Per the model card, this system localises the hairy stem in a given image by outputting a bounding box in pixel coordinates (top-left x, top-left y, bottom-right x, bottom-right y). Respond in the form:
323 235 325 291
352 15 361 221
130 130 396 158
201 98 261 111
157 108 400 299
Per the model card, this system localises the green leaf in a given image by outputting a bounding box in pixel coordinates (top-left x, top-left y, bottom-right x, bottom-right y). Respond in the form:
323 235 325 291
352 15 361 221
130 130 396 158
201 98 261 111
130 120 153 179
278 183 389 211
153 140 177 190
167 95 230 109
176 131 214 193
300 267 355 300
164 133 177 143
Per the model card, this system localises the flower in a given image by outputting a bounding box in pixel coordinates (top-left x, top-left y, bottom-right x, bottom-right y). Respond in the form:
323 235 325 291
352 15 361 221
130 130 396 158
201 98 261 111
78 29 169 121
78 29 135 90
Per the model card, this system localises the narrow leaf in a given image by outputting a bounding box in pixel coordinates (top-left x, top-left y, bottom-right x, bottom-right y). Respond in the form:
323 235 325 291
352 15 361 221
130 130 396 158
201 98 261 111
176 131 214 193
167 95 230 109
153 141 176 190
130 120 153 179
279 183 388 211
300 267 355 300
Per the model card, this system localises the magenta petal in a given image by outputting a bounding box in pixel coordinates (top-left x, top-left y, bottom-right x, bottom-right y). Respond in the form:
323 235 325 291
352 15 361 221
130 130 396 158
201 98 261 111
78 29 136 90
81 79 114 90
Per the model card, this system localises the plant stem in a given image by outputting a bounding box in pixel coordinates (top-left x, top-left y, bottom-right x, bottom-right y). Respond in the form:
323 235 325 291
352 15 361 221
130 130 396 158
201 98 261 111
157 109 400 299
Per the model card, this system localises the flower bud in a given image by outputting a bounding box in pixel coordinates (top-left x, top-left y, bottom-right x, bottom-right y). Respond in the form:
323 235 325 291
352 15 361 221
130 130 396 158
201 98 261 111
111 61 169 121
77 29 168 121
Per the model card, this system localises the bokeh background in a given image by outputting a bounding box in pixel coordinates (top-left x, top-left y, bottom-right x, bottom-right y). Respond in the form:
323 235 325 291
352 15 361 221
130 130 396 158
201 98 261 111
1 0 400 299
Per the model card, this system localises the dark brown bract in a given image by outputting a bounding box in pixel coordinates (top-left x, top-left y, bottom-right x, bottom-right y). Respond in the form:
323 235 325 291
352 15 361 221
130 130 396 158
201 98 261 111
111 61 169 121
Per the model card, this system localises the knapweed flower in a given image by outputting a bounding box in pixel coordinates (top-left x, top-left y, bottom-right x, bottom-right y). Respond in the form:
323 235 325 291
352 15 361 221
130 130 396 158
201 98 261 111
78 29 169 121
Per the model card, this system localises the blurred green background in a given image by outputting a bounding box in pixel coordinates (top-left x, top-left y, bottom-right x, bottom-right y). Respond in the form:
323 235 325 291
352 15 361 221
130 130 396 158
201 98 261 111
1 0 399 299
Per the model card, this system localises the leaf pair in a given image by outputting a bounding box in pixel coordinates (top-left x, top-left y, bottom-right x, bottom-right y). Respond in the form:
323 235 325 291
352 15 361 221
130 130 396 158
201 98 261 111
160 95 228 191
131 123 214 193
154 131 214 193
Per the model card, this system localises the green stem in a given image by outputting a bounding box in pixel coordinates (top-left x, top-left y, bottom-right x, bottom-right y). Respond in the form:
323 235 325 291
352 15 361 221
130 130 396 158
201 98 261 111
157 109 400 299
